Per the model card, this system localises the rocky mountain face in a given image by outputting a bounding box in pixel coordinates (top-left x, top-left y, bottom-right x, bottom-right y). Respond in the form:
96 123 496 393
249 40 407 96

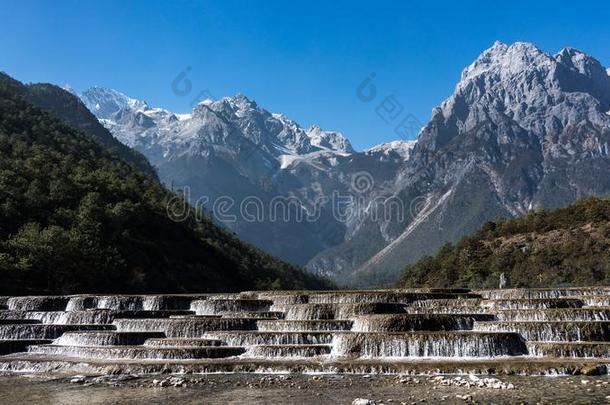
345 41 610 286
80 87 411 271
80 41 610 286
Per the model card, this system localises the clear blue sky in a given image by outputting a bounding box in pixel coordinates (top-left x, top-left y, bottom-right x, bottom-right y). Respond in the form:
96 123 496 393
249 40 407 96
2 0 609 150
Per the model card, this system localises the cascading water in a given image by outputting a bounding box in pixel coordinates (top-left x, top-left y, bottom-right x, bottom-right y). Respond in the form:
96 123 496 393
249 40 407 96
330 332 528 358
473 321 610 341
497 308 610 321
96 296 198 311
283 303 407 320
190 299 273 315
256 320 353 332
526 342 610 358
143 338 224 347
53 331 165 346
477 288 610 300
114 317 257 337
220 311 285 319
581 296 610 306
246 344 331 358
480 298 584 310
204 331 335 346
28 344 245 360
7 297 70 311
306 292 468 304
351 314 493 332
0 324 114 340
1 288 610 375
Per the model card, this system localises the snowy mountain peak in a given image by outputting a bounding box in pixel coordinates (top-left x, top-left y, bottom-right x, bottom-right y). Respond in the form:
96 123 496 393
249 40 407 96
460 41 547 84
365 140 416 160
460 41 609 91
436 41 610 130
80 86 149 119
306 125 354 154
197 98 214 107
201 93 260 121
555 47 609 80
226 93 256 109
80 87 359 159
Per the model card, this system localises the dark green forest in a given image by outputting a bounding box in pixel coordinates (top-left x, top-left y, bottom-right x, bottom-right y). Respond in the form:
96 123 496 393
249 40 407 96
399 197 610 289
2 73 157 178
0 73 332 295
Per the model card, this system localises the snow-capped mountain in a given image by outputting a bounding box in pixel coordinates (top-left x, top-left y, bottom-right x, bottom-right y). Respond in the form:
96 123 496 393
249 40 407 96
315 41 610 286
306 125 355 154
79 86 407 270
80 41 610 286
81 86 149 119
81 88 354 159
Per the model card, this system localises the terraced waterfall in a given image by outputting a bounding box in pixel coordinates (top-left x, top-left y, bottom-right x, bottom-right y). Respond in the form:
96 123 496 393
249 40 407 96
1 288 610 375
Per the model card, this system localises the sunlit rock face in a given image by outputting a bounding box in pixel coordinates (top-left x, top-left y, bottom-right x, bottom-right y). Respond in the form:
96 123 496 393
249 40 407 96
2 287 610 375
348 42 610 285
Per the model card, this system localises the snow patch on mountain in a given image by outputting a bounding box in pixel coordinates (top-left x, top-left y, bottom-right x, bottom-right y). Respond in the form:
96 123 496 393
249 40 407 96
365 140 417 160
305 125 354 154
61 84 76 95
80 86 149 119
80 88 358 163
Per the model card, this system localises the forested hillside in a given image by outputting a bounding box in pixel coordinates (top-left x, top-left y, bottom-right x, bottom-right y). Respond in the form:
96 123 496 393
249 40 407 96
399 197 610 289
0 74 157 178
0 73 332 294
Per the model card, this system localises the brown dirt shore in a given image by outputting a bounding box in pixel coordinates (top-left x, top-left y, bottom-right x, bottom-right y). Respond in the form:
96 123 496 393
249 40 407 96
1 373 610 404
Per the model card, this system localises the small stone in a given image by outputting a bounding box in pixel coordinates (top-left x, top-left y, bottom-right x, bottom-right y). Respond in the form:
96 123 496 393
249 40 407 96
70 375 86 384
352 399 375 405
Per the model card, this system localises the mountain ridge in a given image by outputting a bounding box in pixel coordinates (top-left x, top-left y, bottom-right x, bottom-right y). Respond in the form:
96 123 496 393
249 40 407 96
77 41 610 287
79 85 413 270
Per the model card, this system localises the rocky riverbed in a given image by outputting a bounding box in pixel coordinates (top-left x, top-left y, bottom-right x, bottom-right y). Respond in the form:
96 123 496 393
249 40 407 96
1 373 610 404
